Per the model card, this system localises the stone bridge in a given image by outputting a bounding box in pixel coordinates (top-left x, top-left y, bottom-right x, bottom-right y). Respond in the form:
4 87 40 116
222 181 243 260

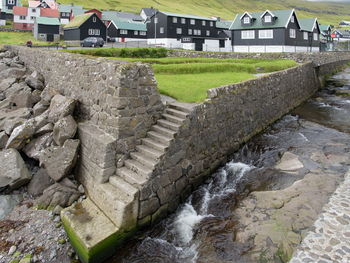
7 46 350 263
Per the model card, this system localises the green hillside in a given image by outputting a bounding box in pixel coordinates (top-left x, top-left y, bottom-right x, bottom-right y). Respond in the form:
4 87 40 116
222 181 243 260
50 0 350 26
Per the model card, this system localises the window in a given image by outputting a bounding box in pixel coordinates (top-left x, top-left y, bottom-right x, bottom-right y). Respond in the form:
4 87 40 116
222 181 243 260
94 29 100 35
258 29 273 39
303 32 308 40
241 30 255 39
134 30 138 35
291 15 295 23
183 37 191 42
264 15 271 23
210 21 213 27
140 31 146 36
206 30 210 36
202 20 206 26
172 17 177 23
32 8 36 12
181 18 186 24
8 0 15 4
219 39 225 48
193 29 201 35
313 33 318 41
19 15 25 20
92 16 96 22
190 19 195 25
188 29 192 35
176 28 182 34
243 16 250 24
30 16 35 20
289 28 296 38
154 17 158 24
160 27 164 34
120 29 128 35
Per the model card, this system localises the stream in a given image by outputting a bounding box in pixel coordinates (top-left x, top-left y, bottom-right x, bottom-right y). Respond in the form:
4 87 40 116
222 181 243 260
108 67 350 263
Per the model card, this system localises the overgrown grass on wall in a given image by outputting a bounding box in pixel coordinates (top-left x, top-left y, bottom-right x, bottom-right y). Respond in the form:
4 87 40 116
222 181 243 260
65 48 168 58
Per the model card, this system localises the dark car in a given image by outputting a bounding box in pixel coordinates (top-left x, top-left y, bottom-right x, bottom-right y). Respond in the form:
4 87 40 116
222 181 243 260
81 37 104 47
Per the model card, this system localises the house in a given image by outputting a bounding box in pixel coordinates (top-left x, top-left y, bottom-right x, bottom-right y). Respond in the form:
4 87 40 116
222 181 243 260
33 16 60 41
0 9 6 25
0 0 22 20
102 10 143 23
63 12 107 41
339 21 350 27
28 0 58 10
230 9 319 52
145 10 231 51
107 17 147 42
58 4 84 25
85 9 102 19
140 8 156 21
298 18 320 52
13 5 59 30
333 30 350 41
319 24 332 42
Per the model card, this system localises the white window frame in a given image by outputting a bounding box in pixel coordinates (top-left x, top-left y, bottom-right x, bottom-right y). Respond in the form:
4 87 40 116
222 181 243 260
313 32 318 41
264 15 271 23
202 20 206 26
289 28 296 38
190 19 195 25
30 16 35 20
134 30 138 35
19 15 26 20
291 15 295 23
140 31 146 36
241 30 255 39
92 16 96 22
243 16 250 24
172 17 177 23
159 27 164 34
8 0 15 4
183 37 191 42
206 30 210 36
181 18 186 24
176 28 182 34
258 29 273 39
210 21 213 27
154 17 158 24
188 29 192 35
120 29 128 35
303 32 308 40
94 29 100 35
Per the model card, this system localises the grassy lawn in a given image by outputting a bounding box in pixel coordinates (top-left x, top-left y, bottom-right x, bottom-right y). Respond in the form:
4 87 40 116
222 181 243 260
0 32 62 46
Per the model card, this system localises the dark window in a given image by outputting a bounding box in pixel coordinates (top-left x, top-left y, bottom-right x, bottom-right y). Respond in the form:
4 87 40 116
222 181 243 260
219 39 225 48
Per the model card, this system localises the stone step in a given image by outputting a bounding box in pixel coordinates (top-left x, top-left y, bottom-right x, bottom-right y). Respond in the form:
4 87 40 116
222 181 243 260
147 130 172 145
151 125 176 138
168 102 193 113
157 119 181 131
162 113 184 125
165 108 188 119
124 159 153 176
109 175 141 198
130 151 157 169
141 137 168 152
136 144 164 160
116 167 148 186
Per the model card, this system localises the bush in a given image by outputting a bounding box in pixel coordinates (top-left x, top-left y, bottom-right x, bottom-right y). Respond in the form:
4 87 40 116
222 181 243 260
65 48 168 58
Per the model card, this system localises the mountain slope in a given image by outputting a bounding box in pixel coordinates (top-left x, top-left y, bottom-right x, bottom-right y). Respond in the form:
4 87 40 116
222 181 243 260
54 0 350 26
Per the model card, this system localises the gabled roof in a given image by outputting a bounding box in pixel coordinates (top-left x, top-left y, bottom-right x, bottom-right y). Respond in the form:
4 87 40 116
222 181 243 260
64 13 94 29
319 24 331 32
102 10 143 21
36 16 60 25
141 8 156 17
299 18 318 32
29 0 58 9
240 12 252 20
28 1 40 8
160 11 217 21
40 8 59 18
109 17 147 31
230 9 296 30
59 4 85 15
13 6 27 16
260 10 276 18
216 20 232 29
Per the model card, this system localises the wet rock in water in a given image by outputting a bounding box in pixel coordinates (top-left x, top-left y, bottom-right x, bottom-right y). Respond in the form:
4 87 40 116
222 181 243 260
0 148 31 191
53 115 77 146
6 119 36 150
0 195 22 220
22 132 54 160
0 107 31 134
25 71 45 91
275 152 304 172
48 94 76 123
27 168 54 197
0 131 8 149
35 178 80 209
39 139 80 181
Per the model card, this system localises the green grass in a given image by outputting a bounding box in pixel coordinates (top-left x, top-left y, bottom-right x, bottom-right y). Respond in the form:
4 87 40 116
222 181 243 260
0 32 62 46
156 72 254 102
53 0 350 26
65 48 167 58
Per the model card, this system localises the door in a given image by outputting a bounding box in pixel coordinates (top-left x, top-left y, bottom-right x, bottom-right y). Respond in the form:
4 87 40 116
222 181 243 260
47 34 54 42
194 39 204 51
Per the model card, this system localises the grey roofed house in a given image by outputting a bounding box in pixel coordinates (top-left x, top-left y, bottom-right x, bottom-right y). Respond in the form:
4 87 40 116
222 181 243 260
140 8 157 20
59 4 85 16
298 18 320 33
334 30 350 38
102 10 143 22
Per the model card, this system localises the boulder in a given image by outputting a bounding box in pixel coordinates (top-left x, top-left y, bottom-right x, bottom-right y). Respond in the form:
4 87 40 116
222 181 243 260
275 152 304 172
40 87 59 106
0 67 26 81
0 107 31 134
35 178 80 209
0 148 31 191
0 77 17 93
33 101 49 117
35 123 53 136
48 94 76 123
0 131 8 149
53 115 77 146
31 89 42 105
0 195 23 220
27 168 54 197
9 86 33 109
6 119 36 149
25 71 45 90
40 139 80 181
22 132 53 160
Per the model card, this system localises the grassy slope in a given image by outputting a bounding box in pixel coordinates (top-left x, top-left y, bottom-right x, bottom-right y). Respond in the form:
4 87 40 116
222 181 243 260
0 32 62 45
55 0 350 25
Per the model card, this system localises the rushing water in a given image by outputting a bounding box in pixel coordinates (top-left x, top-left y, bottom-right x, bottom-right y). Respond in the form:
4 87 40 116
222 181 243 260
108 67 350 263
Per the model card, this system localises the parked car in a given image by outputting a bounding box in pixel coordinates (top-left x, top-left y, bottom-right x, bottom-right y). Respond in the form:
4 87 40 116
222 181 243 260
81 37 104 47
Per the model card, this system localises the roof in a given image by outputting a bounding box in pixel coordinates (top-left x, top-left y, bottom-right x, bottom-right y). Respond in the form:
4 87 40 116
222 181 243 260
109 17 146 31
299 18 317 32
319 24 331 32
28 1 40 8
29 0 58 9
216 20 232 29
230 9 295 30
160 11 217 21
64 13 94 29
40 8 59 18
13 6 27 16
36 16 60 25
59 4 85 15
102 10 143 21
141 8 156 17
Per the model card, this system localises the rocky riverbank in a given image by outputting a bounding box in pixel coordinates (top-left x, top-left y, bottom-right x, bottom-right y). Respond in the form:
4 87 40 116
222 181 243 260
0 48 83 262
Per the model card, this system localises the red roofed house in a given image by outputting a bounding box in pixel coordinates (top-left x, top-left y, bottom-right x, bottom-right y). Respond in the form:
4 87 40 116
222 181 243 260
85 9 102 19
40 7 59 18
